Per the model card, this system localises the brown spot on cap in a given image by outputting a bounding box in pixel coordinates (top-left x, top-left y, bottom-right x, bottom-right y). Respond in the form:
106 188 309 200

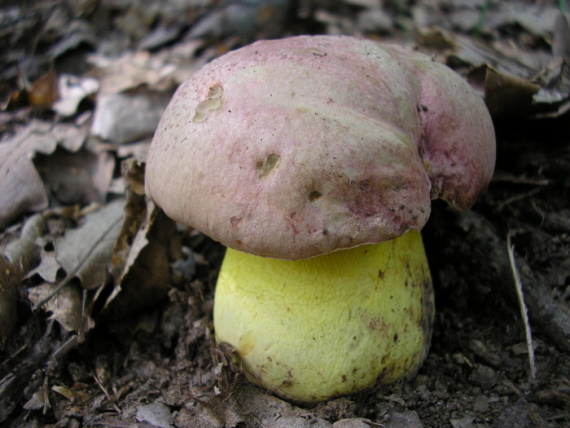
193 84 223 123
308 190 322 202
256 153 280 179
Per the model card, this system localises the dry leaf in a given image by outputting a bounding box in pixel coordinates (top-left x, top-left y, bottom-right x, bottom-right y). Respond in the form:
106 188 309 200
0 120 89 227
553 13 570 59
87 40 203 145
116 141 150 161
51 385 75 402
2 89 28 111
91 89 171 144
488 3 560 38
43 120 89 153
27 283 92 332
417 26 570 118
138 24 184 50
28 67 58 109
0 122 56 227
27 248 61 283
88 40 203 95
89 50 179 94
35 147 115 206
4 213 45 272
50 19 97 58
413 0 560 40
468 64 541 117
99 159 180 318
22 384 50 411
188 0 292 42
418 28 538 78
55 198 124 290
52 74 100 117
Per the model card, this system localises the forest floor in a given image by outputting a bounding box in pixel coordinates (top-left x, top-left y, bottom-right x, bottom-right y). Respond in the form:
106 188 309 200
0 1 569 427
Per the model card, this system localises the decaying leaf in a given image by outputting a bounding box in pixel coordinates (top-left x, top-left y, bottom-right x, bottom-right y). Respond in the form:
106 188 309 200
50 18 97 58
188 0 292 42
35 147 115 206
50 385 75 402
468 64 541 117
4 213 45 272
0 120 89 227
419 26 570 118
52 74 99 117
98 159 181 318
1 214 46 346
28 67 58 109
13 160 181 326
27 283 93 332
552 12 570 59
1 88 29 111
91 90 171 144
0 123 55 227
22 383 50 412
487 3 560 38
418 27 539 78
55 198 124 290
85 38 204 145
88 47 200 95
27 248 61 283
138 24 185 51
413 0 561 40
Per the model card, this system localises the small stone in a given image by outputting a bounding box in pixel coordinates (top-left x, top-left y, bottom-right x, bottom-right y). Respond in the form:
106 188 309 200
332 418 373 428
136 402 173 428
469 364 498 390
472 395 489 413
264 416 332 428
384 410 423 428
469 339 502 368
450 417 475 428
178 402 223 428
416 383 432 401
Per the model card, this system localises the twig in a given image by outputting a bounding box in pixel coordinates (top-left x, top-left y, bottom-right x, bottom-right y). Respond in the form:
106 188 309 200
42 375 51 415
32 215 122 310
506 231 537 381
92 372 121 414
456 210 570 354
491 174 550 186
496 188 542 211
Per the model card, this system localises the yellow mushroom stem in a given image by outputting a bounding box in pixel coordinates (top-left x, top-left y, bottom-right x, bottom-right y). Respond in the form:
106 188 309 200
213 231 434 403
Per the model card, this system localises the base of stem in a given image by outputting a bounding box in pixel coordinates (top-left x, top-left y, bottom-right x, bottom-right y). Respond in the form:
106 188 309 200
214 231 434 403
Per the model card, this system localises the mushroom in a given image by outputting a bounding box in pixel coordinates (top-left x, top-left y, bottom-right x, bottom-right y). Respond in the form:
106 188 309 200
145 35 496 403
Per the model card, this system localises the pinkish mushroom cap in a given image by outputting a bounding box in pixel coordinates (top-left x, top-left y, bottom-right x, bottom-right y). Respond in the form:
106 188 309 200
145 35 495 260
